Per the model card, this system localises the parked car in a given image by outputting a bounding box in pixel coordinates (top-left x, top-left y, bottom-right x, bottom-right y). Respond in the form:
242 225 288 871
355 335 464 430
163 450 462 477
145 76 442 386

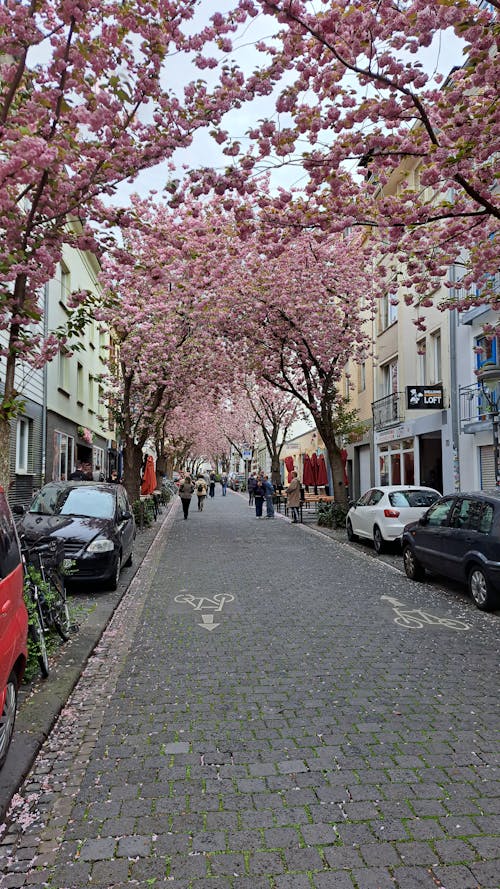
16 482 135 591
402 490 500 612
0 486 28 769
346 485 440 553
229 473 245 491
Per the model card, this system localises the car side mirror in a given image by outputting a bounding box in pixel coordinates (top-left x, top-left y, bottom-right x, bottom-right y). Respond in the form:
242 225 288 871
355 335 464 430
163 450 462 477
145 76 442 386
419 515 429 525
122 511 133 521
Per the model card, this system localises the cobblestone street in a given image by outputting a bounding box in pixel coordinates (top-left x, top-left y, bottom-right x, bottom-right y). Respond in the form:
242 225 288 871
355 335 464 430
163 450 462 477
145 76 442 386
1 491 498 889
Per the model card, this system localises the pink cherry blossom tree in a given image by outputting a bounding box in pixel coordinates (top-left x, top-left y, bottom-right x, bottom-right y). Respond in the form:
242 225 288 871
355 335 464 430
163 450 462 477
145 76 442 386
0 0 247 489
215 229 382 507
190 0 499 320
244 382 302 486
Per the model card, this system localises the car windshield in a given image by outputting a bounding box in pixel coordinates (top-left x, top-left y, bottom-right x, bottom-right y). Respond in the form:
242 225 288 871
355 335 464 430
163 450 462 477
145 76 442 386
389 490 439 508
30 487 115 519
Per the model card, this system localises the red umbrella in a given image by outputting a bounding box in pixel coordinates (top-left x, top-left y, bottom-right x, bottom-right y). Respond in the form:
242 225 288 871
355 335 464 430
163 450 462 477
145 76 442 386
303 454 314 486
310 452 319 485
284 455 295 482
317 454 328 486
141 455 157 495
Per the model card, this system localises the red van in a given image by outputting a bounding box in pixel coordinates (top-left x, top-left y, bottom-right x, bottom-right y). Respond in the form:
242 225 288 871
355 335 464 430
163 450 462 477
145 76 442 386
0 486 28 769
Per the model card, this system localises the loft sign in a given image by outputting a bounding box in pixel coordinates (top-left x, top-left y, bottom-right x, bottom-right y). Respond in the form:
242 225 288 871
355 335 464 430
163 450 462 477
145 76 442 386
406 385 444 410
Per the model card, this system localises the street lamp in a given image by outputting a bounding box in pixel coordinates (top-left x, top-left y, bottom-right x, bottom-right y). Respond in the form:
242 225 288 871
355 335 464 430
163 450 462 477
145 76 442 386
477 366 500 487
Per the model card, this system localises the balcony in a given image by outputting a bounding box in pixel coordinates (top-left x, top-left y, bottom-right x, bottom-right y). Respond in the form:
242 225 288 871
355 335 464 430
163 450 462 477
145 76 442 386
459 382 498 432
372 392 404 430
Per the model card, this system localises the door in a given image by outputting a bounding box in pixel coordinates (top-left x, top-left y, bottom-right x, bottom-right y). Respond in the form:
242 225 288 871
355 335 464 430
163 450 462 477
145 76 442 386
413 496 455 573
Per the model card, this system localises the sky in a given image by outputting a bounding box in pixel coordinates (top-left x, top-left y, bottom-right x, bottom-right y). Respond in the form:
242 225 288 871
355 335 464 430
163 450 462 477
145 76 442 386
114 2 466 207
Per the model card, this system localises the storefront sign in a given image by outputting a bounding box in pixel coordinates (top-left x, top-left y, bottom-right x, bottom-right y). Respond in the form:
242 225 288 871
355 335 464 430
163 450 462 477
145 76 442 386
375 423 413 445
406 385 443 410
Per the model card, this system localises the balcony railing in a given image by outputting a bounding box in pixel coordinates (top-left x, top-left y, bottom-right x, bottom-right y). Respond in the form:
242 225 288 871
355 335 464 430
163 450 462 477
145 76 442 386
372 392 404 430
459 382 498 429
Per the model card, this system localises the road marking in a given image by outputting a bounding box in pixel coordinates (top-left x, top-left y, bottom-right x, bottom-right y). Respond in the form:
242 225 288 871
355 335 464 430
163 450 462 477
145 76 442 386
381 596 470 630
174 593 234 611
173 593 235 631
199 614 219 631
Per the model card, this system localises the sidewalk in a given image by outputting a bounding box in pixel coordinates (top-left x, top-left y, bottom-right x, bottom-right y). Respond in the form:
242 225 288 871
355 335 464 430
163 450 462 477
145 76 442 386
0 500 175 822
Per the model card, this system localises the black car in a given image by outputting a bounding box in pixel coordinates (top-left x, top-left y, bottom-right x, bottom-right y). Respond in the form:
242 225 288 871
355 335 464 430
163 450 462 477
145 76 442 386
16 482 135 590
402 490 500 612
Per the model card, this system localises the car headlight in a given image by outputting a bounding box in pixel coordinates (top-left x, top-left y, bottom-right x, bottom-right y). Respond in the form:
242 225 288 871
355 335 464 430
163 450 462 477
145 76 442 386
86 538 115 553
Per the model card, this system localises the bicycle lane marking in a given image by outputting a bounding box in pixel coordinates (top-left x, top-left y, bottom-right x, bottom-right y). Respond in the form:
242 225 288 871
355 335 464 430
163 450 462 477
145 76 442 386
381 595 471 630
171 592 237 631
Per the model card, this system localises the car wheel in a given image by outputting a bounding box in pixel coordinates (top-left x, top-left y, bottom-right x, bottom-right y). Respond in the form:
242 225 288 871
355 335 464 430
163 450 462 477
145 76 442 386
109 554 121 591
468 565 497 612
403 545 425 581
346 519 357 542
0 673 18 769
373 525 385 554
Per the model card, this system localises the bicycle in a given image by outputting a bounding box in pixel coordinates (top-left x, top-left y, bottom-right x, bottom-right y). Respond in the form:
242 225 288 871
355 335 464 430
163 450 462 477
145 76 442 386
21 538 74 677
21 544 50 678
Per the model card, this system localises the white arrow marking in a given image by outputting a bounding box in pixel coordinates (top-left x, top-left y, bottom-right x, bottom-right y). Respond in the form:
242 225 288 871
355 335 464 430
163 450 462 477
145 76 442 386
381 595 406 607
199 614 219 631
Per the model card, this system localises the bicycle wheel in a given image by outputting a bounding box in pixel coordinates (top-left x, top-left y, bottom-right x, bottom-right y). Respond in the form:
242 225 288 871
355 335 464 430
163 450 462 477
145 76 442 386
30 611 50 678
49 574 72 641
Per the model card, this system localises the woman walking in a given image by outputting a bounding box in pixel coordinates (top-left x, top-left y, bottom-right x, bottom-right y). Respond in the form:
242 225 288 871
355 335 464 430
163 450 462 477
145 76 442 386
195 476 207 511
286 471 301 523
178 475 195 519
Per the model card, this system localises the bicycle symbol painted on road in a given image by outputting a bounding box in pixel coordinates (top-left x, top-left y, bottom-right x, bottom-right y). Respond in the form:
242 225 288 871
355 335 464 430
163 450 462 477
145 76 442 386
174 593 235 631
381 596 470 630
174 593 234 612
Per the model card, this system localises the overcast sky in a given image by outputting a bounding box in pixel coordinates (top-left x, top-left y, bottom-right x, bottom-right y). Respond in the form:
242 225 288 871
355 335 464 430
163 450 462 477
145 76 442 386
115 4 465 206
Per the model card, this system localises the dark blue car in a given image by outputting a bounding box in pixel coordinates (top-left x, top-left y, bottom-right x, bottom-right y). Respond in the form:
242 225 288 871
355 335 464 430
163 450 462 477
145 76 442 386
402 490 500 612
17 482 135 591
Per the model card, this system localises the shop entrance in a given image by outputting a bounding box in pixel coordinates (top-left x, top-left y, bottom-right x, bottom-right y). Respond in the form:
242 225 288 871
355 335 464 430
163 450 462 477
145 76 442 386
419 432 443 492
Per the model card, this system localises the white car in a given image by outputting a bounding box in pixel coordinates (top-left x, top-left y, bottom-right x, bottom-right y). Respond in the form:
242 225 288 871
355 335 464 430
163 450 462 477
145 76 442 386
346 485 440 553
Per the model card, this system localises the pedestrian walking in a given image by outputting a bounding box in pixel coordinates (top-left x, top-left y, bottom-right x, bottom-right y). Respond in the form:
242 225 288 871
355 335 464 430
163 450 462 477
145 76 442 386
178 475 195 519
221 472 228 496
254 478 265 517
195 476 207 511
247 472 257 506
209 471 216 499
263 475 275 518
286 470 301 524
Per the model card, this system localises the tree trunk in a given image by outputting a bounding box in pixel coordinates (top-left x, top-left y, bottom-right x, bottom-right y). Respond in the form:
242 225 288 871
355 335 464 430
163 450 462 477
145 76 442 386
0 418 12 494
122 436 144 503
271 453 281 489
325 441 348 508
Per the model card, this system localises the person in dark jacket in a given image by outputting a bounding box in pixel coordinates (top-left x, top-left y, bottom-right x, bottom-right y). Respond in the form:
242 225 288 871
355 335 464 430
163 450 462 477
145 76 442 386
209 472 216 499
178 475 195 519
254 478 265 518
247 472 257 506
262 475 275 518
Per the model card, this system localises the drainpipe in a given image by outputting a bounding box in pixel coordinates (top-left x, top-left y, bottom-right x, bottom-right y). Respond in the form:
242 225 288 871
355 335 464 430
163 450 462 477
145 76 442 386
41 282 49 485
449 265 460 492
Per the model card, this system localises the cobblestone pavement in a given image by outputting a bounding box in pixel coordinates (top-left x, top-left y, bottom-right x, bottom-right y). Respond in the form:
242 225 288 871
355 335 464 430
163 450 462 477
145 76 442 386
1 492 499 889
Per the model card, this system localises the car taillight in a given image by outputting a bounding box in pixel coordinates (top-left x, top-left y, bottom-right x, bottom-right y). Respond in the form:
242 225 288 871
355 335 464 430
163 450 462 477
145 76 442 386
384 508 400 518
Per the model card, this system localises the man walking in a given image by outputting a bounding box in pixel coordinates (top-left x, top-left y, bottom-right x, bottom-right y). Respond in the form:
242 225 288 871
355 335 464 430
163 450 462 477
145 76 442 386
263 475 275 519
247 472 257 507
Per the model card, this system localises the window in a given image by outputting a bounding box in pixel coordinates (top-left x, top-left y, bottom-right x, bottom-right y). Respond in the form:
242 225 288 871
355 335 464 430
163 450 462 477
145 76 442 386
417 340 426 386
60 262 70 307
378 438 415 486
88 374 95 413
380 359 398 397
431 331 442 383
77 362 84 404
53 431 74 481
16 417 31 473
93 446 105 477
379 293 398 331
426 498 454 527
0 492 21 578
358 362 366 392
58 350 70 393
